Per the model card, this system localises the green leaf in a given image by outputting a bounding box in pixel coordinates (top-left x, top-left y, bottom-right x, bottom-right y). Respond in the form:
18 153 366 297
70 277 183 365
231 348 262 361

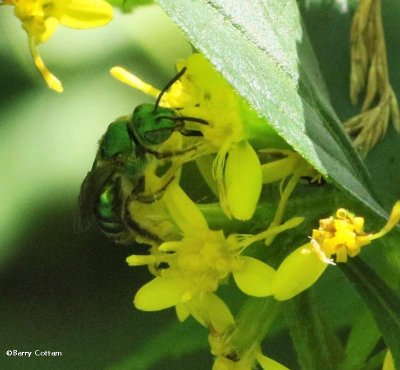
284 291 345 370
364 351 386 370
340 257 400 368
339 309 381 370
107 0 153 13
156 0 387 219
108 319 208 370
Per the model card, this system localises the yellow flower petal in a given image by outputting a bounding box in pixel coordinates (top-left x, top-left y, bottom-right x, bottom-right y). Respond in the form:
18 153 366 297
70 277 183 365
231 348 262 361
39 18 60 43
175 303 191 322
256 352 290 370
213 142 231 217
134 277 188 311
370 201 400 240
203 294 235 333
262 155 298 184
213 357 246 370
163 182 208 237
110 66 161 99
383 350 395 370
233 256 275 297
29 37 63 92
225 141 262 221
54 0 113 29
273 244 328 301
188 294 235 333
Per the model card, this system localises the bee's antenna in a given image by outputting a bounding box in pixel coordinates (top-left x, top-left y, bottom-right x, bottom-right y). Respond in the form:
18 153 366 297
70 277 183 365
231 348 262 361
156 116 209 125
154 67 187 112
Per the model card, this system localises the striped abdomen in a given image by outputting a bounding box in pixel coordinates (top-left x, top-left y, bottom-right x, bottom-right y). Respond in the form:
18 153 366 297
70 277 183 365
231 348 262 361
94 182 126 240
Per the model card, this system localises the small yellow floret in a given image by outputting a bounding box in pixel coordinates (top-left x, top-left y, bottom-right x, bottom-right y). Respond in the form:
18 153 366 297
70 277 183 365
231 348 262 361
312 202 400 262
127 183 302 325
4 0 113 91
272 202 400 301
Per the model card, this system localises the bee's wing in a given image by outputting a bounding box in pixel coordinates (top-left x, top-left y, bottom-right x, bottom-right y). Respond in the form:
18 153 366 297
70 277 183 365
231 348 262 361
74 165 117 233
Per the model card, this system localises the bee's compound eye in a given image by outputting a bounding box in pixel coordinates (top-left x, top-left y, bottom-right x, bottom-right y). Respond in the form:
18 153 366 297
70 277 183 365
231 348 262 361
144 128 173 145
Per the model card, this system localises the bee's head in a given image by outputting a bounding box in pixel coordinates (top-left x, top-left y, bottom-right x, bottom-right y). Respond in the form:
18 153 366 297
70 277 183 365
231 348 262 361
130 104 177 146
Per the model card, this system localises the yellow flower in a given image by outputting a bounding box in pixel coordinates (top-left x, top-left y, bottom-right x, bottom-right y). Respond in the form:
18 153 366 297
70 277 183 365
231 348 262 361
3 0 113 92
382 350 395 370
126 182 303 326
110 54 268 221
272 201 400 301
211 344 289 370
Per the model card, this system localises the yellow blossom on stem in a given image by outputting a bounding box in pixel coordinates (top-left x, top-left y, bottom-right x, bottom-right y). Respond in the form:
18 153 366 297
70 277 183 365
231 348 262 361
110 53 268 221
272 201 400 301
209 297 287 370
211 342 289 370
3 0 113 92
255 352 290 370
126 182 303 327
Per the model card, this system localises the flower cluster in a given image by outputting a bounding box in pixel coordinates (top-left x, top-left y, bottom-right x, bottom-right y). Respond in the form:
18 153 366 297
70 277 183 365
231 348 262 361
211 343 289 370
127 181 302 369
273 201 400 301
3 0 113 91
110 54 400 368
127 181 302 321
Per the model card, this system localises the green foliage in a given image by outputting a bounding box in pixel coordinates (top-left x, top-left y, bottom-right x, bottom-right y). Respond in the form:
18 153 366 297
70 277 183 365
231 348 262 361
339 309 381 370
285 291 345 370
107 0 154 13
340 258 400 368
108 320 208 370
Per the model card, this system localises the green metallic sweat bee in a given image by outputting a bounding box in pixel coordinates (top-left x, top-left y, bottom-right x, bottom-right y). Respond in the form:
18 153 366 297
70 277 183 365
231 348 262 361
77 68 208 245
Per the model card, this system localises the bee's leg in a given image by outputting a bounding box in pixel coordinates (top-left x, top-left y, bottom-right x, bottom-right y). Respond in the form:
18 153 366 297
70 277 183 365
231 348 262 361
144 143 203 159
179 128 203 137
123 207 163 245
156 115 209 126
122 182 163 245
146 116 208 158
131 174 175 203
175 116 209 125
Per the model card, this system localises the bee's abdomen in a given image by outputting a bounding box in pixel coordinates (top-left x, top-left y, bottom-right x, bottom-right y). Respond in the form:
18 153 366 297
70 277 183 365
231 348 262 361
94 178 163 246
95 185 126 238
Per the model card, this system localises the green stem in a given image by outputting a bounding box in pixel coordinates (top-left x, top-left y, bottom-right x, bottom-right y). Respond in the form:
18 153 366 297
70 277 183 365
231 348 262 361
273 172 301 226
198 202 275 233
230 297 281 355
265 170 302 245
